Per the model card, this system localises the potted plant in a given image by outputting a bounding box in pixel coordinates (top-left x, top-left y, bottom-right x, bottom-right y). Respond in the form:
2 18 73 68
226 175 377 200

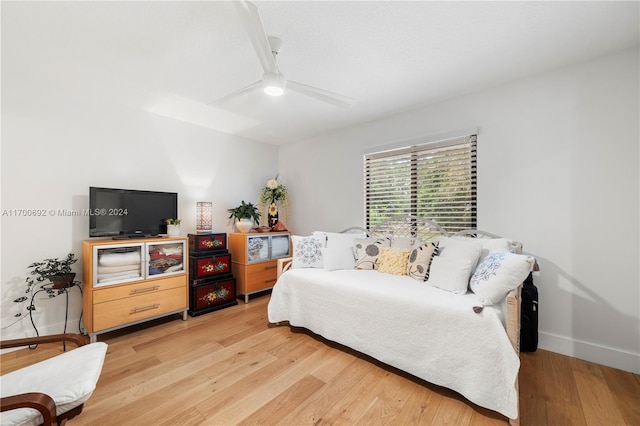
165 218 181 237
25 253 78 290
13 253 79 339
227 200 261 233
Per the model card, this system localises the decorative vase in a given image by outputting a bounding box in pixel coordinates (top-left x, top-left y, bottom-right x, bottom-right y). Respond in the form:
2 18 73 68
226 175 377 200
236 218 254 233
167 224 181 237
267 199 279 229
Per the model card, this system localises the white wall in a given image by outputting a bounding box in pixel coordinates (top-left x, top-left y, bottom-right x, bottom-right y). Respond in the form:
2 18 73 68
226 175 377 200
279 48 640 373
0 24 279 339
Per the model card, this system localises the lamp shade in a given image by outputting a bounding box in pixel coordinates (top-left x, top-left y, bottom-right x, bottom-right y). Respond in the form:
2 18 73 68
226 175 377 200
196 202 212 234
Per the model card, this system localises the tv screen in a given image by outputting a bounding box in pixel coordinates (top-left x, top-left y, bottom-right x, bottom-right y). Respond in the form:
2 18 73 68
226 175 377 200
89 187 178 238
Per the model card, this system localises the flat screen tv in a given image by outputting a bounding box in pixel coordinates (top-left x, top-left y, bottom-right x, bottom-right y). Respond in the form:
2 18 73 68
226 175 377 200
89 187 178 238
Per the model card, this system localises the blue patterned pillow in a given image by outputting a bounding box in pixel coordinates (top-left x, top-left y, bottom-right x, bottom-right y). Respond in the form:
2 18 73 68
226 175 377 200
470 250 535 305
292 235 325 269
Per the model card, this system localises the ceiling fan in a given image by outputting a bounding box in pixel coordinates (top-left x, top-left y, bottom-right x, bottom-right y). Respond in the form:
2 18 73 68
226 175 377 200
215 0 355 109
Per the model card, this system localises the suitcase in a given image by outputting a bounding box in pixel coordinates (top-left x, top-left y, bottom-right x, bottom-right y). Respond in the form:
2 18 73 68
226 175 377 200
520 272 538 352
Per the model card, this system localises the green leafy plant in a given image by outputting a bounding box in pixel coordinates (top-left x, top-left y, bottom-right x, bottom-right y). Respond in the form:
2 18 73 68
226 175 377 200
11 253 79 333
227 200 261 223
25 253 78 289
165 218 181 225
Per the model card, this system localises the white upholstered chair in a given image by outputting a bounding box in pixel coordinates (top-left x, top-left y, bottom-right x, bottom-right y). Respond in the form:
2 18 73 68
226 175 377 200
0 334 107 426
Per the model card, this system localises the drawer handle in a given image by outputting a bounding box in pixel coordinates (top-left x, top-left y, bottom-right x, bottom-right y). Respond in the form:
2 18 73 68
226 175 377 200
264 279 277 284
130 285 160 294
264 265 277 270
131 303 160 314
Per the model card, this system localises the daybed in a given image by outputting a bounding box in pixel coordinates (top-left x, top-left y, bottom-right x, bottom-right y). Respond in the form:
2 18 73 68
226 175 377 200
268 216 535 425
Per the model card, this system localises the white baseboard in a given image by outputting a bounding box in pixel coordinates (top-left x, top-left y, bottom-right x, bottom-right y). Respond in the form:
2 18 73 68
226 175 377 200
539 331 640 374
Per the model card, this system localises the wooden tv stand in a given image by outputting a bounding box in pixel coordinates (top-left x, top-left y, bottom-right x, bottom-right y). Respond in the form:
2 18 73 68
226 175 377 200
82 237 188 342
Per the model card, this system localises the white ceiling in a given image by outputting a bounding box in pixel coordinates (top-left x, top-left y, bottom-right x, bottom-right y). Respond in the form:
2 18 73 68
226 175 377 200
4 1 639 145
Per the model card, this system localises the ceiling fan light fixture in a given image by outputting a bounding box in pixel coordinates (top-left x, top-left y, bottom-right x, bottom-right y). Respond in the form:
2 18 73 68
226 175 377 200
264 85 284 96
214 2 354 108
262 72 285 96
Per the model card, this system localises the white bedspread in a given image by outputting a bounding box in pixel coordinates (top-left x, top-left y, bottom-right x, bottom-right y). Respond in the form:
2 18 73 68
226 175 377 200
268 268 520 419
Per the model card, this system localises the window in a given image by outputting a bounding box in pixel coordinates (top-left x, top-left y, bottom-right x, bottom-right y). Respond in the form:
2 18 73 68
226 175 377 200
364 134 477 233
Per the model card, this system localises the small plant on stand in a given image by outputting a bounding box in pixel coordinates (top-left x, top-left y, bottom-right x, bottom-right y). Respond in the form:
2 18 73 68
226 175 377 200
25 253 78 290
12 253 79 345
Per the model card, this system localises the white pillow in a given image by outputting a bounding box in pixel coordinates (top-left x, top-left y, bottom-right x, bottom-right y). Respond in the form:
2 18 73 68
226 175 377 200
291 235 325 269
321 246 356 271
390 237 422 251
313 231 367 249
427 237 482 293
478 238 511 264
450 236 517 264
311 231 327 245
470 250 534 305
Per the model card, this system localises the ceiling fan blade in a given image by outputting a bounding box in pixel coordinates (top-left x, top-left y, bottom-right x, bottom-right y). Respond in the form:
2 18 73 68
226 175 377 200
287 81 355 109
210 80 262 104
235 1 278 74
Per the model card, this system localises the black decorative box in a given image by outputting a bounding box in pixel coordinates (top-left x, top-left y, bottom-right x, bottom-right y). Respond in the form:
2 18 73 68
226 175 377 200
189 276 237 316
189 252 232 279
188 233 227 253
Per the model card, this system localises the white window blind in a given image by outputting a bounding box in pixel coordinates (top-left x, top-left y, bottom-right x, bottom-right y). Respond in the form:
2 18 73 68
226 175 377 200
364 134 477 233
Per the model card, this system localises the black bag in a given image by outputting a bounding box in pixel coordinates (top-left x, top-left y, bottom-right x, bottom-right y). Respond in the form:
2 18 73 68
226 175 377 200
520 272 538 352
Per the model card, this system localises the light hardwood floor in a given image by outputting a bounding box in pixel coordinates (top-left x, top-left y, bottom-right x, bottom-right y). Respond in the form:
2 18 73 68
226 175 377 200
2 295 639 425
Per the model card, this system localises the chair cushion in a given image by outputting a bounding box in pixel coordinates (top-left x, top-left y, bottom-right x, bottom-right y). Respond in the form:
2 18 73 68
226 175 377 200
0 342 107 426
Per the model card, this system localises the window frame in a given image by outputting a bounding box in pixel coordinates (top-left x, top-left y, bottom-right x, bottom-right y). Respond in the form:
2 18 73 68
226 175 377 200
363 134 477 233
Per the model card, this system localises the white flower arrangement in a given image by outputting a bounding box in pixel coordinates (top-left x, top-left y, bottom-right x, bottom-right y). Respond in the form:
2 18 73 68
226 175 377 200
259 175 289 227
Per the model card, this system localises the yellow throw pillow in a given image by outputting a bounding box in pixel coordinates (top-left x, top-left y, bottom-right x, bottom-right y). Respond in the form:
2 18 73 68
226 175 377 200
377 247 410 275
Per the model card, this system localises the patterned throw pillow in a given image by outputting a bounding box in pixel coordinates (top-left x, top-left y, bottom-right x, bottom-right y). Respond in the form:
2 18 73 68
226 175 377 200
377 247 411 275
469 250 534 305
291 235 325 269
354 238 391 270
407 241 439 281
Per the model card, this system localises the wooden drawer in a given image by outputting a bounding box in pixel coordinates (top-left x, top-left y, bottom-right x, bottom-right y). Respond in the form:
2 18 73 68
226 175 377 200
246 260 278 276
92 275 185 304
93 286 187 332
189 253 232 279
244 261 278 293
189 277 237 316
188 233 227 253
